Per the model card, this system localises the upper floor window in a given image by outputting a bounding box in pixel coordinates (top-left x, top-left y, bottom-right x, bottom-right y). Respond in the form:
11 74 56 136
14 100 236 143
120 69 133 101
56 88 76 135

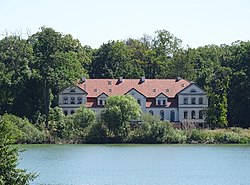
137 99 141 106
191 97 196 104
109 89 112 92
63 97 68 104
77 97 82 104
162 100 166 105
184 111 188 119
99 99 103 105
199 97 203 104
69 89 76 93
156 100 160 105
108 81 112 85
184 97 188 104
99 99 105 106
94 89 97 92
191 110 196 119
70 97 75 104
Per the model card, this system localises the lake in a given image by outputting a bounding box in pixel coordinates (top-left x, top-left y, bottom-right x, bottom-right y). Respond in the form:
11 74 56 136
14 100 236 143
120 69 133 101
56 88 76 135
19 144 250 185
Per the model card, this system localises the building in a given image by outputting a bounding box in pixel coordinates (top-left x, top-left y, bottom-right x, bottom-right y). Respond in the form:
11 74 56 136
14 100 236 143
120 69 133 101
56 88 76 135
58 77 208 125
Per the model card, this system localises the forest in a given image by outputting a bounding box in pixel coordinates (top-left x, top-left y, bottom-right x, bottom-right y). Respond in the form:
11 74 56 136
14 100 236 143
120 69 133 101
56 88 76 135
0 27 250 144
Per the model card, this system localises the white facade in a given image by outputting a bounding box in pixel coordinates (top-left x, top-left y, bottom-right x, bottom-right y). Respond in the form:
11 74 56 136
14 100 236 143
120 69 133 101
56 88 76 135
58 79 208 124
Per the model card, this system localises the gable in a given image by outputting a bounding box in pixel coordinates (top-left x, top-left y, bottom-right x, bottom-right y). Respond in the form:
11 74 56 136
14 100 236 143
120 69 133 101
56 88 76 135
156 93 168 98
98 93 108 98
125 88 146 98
178 83 206 95
60 86 87 95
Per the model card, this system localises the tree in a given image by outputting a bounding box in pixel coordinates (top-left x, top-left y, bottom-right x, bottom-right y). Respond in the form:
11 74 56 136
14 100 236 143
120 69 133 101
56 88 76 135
0 35 33 116
0 115 36 184
206 67 231 128
101 95 141 139
30 27 88 127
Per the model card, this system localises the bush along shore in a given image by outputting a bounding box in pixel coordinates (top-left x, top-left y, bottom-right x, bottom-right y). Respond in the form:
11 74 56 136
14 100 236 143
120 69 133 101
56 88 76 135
1 108 250 145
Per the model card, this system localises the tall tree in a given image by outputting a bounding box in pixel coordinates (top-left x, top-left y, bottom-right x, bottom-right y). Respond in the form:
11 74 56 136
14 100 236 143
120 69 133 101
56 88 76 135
30 27 88 127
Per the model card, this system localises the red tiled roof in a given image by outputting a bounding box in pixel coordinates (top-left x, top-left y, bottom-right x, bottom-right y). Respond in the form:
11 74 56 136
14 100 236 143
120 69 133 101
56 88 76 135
78 79 190 98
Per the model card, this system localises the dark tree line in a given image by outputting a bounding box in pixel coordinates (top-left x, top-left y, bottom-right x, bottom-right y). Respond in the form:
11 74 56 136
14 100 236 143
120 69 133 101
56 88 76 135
0 27 249 128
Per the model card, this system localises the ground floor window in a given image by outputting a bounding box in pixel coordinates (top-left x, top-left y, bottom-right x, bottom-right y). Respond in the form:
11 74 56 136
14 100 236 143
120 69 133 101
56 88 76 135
71 110 75 114
191 110 196 119
199 110 203 119
160 110 164 120
63 110 68 115
184 111 188 119
170 110 175 122
149 110 154 115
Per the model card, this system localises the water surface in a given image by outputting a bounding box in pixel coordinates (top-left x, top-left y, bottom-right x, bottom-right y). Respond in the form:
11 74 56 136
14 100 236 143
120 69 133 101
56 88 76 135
19 144 250 185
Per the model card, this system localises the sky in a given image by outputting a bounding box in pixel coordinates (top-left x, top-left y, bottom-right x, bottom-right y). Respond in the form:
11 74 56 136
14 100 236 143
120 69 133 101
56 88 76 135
0 0 249 48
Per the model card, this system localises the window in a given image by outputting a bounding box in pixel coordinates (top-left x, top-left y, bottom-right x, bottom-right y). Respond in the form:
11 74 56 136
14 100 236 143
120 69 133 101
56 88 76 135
158 100 161 105
149 110 154 115
170 110 175 122
137 99 141 105
166 89 169 92
94 89 97 92
181 84 185 87
69 89 76 93
160 110 164 120
199 97 203 104
191 111 196 119
153 89 156 92
99 99 103 105
77 97 82 104
71 110 75 114
63 111 68 115
70 97 75 104
109 89 112 92
162 100 166 105
190 89 196 93
184 97 188 104
63 97 68 104
184 111 188 119
199 110 203 119
108 81 112 85
191 97 196 104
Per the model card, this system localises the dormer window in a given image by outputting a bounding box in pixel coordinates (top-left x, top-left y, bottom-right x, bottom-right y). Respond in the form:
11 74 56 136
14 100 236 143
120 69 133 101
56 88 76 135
99 99 105 106
162 100 166 105
70 97 75 104
63 97 68 104
158 100 161 105
70 89 76 93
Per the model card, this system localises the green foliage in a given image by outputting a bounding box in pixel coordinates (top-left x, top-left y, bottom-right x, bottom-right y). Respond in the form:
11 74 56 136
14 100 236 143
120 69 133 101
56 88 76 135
1 114 46 144
0 115 37 184
101 95 141 140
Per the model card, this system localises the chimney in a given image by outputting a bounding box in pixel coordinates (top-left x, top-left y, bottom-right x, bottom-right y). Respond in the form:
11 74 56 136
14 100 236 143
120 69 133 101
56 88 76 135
140 76 145 83
175 76 181 82
80 76 86 83
118 77 123 83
